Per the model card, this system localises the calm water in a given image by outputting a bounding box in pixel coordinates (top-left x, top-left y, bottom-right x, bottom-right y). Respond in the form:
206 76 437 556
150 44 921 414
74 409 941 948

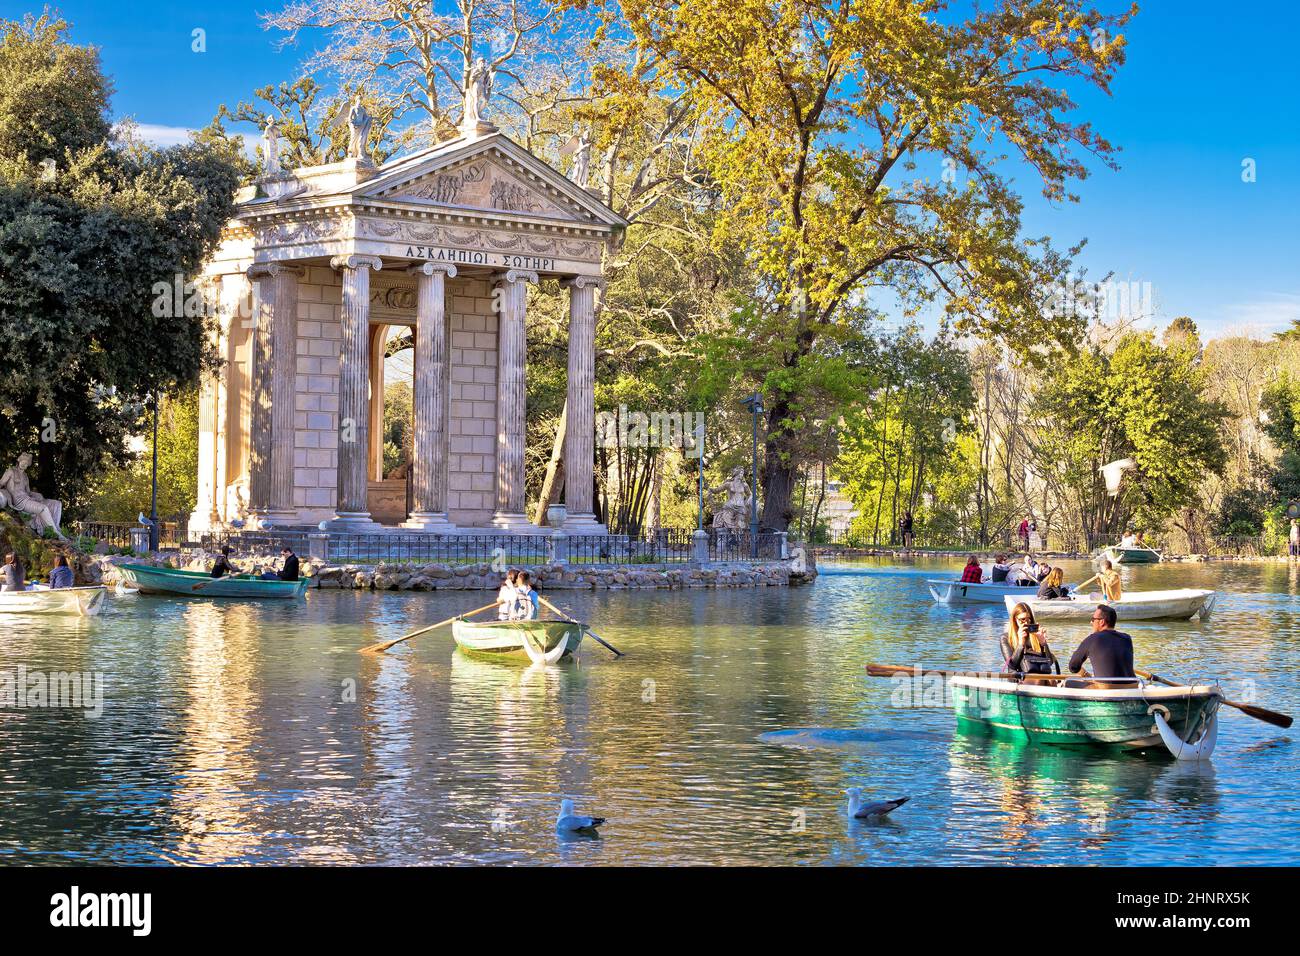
1 557 1296 866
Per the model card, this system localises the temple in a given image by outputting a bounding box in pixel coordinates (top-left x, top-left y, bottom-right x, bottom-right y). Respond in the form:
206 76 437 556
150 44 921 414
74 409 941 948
189 129 625 535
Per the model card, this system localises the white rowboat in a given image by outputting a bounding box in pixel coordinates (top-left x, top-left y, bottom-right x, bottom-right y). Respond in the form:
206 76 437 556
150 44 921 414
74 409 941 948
1003 588 1217 621
927 579 1048 604
0 585 108 616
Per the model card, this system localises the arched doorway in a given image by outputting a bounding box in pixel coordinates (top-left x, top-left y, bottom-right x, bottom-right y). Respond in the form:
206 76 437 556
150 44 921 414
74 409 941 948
366 323 415 525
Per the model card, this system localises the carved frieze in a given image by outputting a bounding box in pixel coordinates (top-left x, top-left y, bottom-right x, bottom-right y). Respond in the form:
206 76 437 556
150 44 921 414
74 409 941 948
359 217 602 262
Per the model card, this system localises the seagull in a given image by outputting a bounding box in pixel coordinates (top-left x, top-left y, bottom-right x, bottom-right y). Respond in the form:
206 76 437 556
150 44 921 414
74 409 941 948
1099 457 1136 496
137 512 151 526
846 787 909 820
555 799 605 833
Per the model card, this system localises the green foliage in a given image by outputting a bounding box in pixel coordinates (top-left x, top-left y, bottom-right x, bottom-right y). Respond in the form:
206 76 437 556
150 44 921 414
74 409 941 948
1213 487 1267 537
0 13 241 514
835 327 975 542
382 380 412 477
83 388 199 522
1261 373 1300 503
1031 332 1228 535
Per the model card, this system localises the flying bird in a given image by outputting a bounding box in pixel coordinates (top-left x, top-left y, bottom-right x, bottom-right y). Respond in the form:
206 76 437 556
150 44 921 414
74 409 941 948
846 788 910 820
1099 458 1136 496
555 799 605 833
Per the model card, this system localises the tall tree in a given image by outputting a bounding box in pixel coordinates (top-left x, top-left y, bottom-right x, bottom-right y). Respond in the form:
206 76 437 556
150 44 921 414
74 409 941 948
611 0 1133 528
0 13 241 513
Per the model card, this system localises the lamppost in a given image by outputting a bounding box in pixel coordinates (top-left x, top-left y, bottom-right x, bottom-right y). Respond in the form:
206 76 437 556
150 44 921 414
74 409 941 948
740 393 763 558
695 416 706 532
149 392 160 552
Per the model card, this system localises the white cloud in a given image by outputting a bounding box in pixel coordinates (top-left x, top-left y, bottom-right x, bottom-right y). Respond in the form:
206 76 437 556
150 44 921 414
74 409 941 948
117 122 197 148
1201 293 1300 341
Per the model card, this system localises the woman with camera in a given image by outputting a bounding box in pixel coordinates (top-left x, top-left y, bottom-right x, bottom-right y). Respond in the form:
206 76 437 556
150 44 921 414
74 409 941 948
1000 602 1060 676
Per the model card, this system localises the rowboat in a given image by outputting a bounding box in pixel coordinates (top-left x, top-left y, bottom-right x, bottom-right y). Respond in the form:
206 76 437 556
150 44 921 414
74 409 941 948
114 563 308 599
950 674 1221 755
1104 546 1161 564
1003 588 1216 621
0 584 107 616
928 578 1052 604
451 618 585 663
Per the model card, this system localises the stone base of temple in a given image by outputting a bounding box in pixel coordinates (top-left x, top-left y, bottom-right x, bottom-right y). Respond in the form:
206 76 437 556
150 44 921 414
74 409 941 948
245 509 299 531
489 512 541 534
560 513 608 535
400 512 459 533
324 512 384 533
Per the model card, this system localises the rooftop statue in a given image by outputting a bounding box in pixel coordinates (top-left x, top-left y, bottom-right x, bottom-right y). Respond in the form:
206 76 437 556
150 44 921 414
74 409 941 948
263 116 282 175
346 95 373 162
462 57 495 134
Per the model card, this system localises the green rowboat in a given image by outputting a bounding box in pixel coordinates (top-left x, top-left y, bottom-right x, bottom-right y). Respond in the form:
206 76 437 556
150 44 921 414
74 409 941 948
950 675 1221 753
115 563 308 599
451 618 585 663
1104 545 1162 564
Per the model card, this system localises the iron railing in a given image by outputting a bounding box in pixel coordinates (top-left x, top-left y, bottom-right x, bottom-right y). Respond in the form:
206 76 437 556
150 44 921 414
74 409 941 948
74 520 185 549
195 527 788 565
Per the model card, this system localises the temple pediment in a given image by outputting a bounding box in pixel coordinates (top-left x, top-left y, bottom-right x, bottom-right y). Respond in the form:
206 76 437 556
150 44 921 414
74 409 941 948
350 132 624 228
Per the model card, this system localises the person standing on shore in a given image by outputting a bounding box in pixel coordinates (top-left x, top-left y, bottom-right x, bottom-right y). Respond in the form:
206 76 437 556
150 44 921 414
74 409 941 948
1290 520 1299 559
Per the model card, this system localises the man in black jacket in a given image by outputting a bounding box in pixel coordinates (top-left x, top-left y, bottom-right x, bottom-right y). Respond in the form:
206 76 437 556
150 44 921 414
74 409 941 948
1068 603 1136 679
278 547 300 582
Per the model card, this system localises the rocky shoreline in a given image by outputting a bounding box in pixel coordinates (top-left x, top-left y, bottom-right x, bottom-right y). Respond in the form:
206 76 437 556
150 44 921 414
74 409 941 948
814 547 1290 564
90 550 817 591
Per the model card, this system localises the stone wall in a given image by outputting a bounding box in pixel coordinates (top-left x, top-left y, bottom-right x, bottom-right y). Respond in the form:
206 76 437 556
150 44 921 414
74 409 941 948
89 552 805 590
446 276 499 526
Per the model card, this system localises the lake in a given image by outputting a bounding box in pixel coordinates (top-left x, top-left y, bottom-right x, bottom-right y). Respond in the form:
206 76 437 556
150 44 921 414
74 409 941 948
1 556 1296 865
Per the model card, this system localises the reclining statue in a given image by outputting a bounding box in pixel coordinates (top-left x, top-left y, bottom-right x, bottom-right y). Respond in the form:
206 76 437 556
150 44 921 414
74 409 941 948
0 452 66 539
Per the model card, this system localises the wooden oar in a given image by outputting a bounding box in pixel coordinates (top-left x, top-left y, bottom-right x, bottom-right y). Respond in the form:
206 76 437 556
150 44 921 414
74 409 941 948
1138 669 1292 729
866 664 1088 684
538 595 624 658
359 600 500 654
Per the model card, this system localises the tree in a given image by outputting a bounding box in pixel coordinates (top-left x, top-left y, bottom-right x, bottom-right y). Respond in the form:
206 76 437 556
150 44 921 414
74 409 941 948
611 0 1133 529
1027 332 1227 539
0 13 242 514
83 388 200 523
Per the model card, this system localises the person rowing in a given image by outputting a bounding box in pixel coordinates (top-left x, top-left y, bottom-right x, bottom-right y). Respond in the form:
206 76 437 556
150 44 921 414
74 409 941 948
1000 602 1059 676
1076 558 1122 602
497 569 520 620
1011 553 1040 586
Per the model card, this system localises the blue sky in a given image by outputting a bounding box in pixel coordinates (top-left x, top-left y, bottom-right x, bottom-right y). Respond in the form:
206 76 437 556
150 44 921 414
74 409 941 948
13 0 1300 339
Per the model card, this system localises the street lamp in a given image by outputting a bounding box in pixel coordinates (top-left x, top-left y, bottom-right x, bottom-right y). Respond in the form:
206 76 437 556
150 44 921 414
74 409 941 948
149 392 160 552
740 393 764 557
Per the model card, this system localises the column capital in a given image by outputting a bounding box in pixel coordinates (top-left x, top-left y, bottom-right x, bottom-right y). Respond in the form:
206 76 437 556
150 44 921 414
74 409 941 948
331 254 384 273
493 269 540 286
562 275 606 291
246 261 305 281
407 261 458 279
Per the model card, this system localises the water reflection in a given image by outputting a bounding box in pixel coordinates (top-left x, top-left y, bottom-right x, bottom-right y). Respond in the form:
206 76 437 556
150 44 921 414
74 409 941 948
0 556 1295 865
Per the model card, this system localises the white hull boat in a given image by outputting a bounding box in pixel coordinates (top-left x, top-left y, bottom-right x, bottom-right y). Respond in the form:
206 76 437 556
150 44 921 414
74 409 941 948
1003 588 1217 621
928 579 1054 604
0 585 108 616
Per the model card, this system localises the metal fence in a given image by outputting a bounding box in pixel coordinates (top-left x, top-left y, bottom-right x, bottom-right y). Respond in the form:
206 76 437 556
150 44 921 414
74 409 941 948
816 526 1287 558
194 527 787 565
74 520 185 549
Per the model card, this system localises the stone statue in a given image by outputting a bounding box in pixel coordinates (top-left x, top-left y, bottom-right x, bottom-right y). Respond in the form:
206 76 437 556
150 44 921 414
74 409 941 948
0 452 66 539
711 467 752 532
263 116 282 175
572 131 592 189
462 57 494 132
346 95 373 161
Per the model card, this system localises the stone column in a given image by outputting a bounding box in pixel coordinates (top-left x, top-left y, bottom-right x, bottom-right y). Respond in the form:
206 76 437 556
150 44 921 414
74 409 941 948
403 262 458 531
214 274 240 524
561 275 608 534
245 262 301 529
189 280 221 534
328 254 384 531
490 269 539 533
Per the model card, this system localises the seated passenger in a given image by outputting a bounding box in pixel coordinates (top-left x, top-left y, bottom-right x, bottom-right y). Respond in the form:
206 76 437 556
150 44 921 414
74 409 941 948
1035 566 1069 600
1067 604 1136 683
999 602 1059 675
959 555 984 583
989 554 1012 583
48 555 74 589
